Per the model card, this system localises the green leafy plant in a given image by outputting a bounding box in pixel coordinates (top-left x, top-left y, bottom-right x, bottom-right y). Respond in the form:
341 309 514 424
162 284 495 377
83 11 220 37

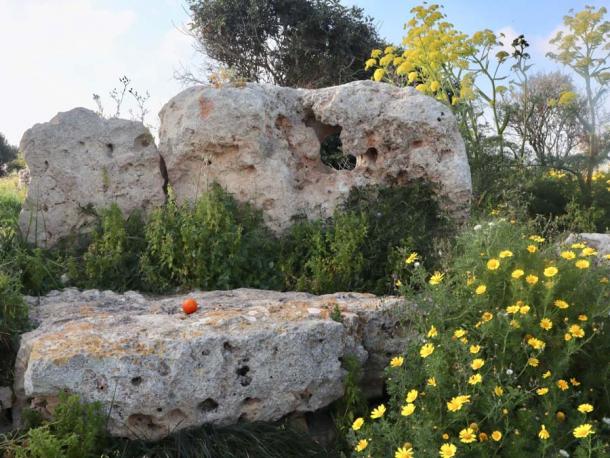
0 270 28 385
80 204 145 291
5 393 106 458
140 185 281 293
279 211 368 294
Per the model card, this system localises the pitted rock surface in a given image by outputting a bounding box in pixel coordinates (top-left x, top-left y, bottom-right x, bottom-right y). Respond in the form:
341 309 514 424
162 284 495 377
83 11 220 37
19 108 164 247
159 80 471 231
19 82 471 245
14 288 410 440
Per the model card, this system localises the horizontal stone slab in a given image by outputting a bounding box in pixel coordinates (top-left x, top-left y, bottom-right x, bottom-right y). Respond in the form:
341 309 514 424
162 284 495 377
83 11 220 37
14 289 411 440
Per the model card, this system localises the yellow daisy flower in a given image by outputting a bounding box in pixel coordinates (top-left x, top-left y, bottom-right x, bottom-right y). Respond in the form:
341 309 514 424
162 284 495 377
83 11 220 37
511 269 525 279
543 266 558 277
487 259 500 270
420 343 435 358
405 389 418 403
355 439 369 452
459 427 477 443
577 403 593 413
390 356 404 367
468 373 482 385
540 318 553 330
573 424 594 438
401 403 416 417
439 443 457 458
429 271 444 285
471 358 485 370
352 417 364 431
405 252 419 264
395 445 414 458
556 379 569 391
370 404 386 419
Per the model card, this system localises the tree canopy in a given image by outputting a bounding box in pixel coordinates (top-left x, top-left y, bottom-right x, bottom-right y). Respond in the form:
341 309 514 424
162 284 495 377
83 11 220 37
186 0 384 88
0 133 18 166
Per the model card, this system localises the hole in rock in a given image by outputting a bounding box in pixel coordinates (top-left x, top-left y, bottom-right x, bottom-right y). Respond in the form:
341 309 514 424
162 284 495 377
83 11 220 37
303 109 355 171
363 147 378 164
106 143 114 155
237 366 252 387
131 376 142 386
198 398 219 412
320 132 356 171
223 341 234 352
134 133 153 151
236 366 250 376
158 361 170 376
299 390 313 401
127 414 164 434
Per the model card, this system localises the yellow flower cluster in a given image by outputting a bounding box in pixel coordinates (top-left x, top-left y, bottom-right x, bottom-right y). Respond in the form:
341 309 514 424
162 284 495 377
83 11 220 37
365 4 477 105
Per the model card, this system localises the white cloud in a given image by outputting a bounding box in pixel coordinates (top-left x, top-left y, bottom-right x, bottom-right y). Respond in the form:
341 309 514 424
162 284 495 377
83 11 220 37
0 0 198 145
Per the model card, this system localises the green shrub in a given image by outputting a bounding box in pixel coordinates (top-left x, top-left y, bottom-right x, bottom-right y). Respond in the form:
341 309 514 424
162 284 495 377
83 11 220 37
140 185 281 293
80 204 145 291
343 182 450 294
281 182 449 295
5 393 106 458
525 170 610 233
349 219 610 457
280 211 368 294
0 271 28 385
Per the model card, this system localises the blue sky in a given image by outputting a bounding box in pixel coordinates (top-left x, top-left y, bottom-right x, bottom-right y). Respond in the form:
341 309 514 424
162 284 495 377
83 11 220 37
0 0 606 145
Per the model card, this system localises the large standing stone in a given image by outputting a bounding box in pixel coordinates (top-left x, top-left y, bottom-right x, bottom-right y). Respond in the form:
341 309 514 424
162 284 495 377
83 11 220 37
14 288 410 440
19 108 165 247
158 81 471 231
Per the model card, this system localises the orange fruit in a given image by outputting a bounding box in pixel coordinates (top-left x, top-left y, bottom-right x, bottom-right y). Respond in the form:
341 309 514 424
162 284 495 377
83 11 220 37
182 298 198 315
